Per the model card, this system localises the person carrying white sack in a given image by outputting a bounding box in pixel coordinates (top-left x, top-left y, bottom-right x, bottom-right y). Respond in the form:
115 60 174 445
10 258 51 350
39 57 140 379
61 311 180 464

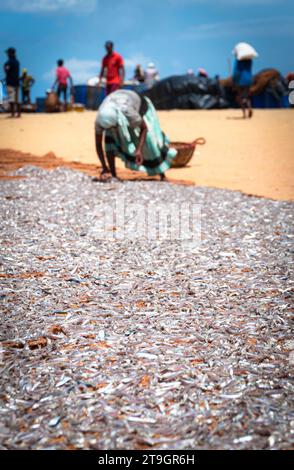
232 42 258 119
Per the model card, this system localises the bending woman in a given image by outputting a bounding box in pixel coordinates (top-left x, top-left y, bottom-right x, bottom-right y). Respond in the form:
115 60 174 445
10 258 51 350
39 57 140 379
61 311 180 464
95 90 177 181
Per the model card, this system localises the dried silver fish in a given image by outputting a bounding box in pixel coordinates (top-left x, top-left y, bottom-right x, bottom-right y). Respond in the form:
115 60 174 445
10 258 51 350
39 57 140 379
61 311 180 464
0 166 293 450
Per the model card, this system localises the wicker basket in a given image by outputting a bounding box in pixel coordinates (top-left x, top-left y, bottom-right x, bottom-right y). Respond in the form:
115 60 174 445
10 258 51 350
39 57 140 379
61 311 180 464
171 137 206 168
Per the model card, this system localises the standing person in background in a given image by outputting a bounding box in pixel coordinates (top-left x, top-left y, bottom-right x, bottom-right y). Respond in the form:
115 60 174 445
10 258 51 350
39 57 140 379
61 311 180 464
3 47 21 118
134 64 145 83
99 41 125 96
285 71 294 85
214 74 225 106
198 68 208 78
232 58 253 119
52 59 73 111
144 63 159 89
0 80 3 106
20 68 35 104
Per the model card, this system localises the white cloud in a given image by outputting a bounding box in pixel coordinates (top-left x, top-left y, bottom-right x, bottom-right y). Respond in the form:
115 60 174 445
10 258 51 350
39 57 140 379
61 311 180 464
180 16 294 40
44 58 100 83
124 53 153 72
0 0 97 13
44 54 156 84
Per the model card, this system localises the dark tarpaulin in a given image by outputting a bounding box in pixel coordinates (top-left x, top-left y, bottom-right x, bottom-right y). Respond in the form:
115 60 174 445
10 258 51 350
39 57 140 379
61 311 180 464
143 70 289 110
143 75 228 110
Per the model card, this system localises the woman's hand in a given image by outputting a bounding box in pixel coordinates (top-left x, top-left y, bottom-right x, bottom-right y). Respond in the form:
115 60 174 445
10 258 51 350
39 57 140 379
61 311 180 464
135 149 143 166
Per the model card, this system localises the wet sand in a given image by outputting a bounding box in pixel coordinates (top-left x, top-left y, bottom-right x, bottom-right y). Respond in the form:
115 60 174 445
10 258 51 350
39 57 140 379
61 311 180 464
0 109 293 200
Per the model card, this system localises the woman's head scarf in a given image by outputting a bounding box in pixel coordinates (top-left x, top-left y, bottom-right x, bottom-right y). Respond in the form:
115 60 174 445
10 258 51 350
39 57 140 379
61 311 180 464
97 102 118 129
97 100 133 144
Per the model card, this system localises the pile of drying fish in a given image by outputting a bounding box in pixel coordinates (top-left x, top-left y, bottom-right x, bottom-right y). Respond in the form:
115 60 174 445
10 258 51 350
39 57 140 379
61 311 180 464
0 166 293 450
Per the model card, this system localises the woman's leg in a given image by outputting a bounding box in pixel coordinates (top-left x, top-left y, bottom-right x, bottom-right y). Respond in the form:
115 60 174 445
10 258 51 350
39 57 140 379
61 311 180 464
106 150 117 177
95 132 110 177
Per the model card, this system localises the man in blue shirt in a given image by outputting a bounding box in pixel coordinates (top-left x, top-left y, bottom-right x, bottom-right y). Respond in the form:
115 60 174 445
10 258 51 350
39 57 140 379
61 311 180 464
4 47 21 117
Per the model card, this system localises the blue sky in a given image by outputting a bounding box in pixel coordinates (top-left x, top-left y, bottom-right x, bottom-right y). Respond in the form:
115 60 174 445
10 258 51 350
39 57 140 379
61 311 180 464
1 0 293 99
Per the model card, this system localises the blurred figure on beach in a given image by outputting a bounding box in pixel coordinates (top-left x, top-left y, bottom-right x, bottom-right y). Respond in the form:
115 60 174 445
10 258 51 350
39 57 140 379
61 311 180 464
0 80 3 106
144 63 159 89
285 71 294 85
232 58 253 118
286 72 294 107
215 74 225 106
52 59 73 111
94 89 177 181
20 68 35 104
4 47 21 118
134 64 145 83
198 68 208 78
232 42 258 119
99 41 125 96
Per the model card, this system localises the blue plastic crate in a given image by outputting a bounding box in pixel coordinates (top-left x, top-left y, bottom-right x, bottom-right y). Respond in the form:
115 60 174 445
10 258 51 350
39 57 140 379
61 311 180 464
36 97 46 113
73 85 87 105
252 91 289 109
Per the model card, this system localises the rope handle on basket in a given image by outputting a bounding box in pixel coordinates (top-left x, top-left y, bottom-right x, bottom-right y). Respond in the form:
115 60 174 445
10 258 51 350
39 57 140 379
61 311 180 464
192 137 206 146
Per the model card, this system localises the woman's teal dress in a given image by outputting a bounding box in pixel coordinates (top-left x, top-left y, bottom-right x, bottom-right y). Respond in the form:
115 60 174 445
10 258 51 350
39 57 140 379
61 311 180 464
104 96 177 176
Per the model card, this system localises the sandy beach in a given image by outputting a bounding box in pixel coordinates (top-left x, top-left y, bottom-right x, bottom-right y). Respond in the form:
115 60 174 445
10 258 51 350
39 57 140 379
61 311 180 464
0 109 293 200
